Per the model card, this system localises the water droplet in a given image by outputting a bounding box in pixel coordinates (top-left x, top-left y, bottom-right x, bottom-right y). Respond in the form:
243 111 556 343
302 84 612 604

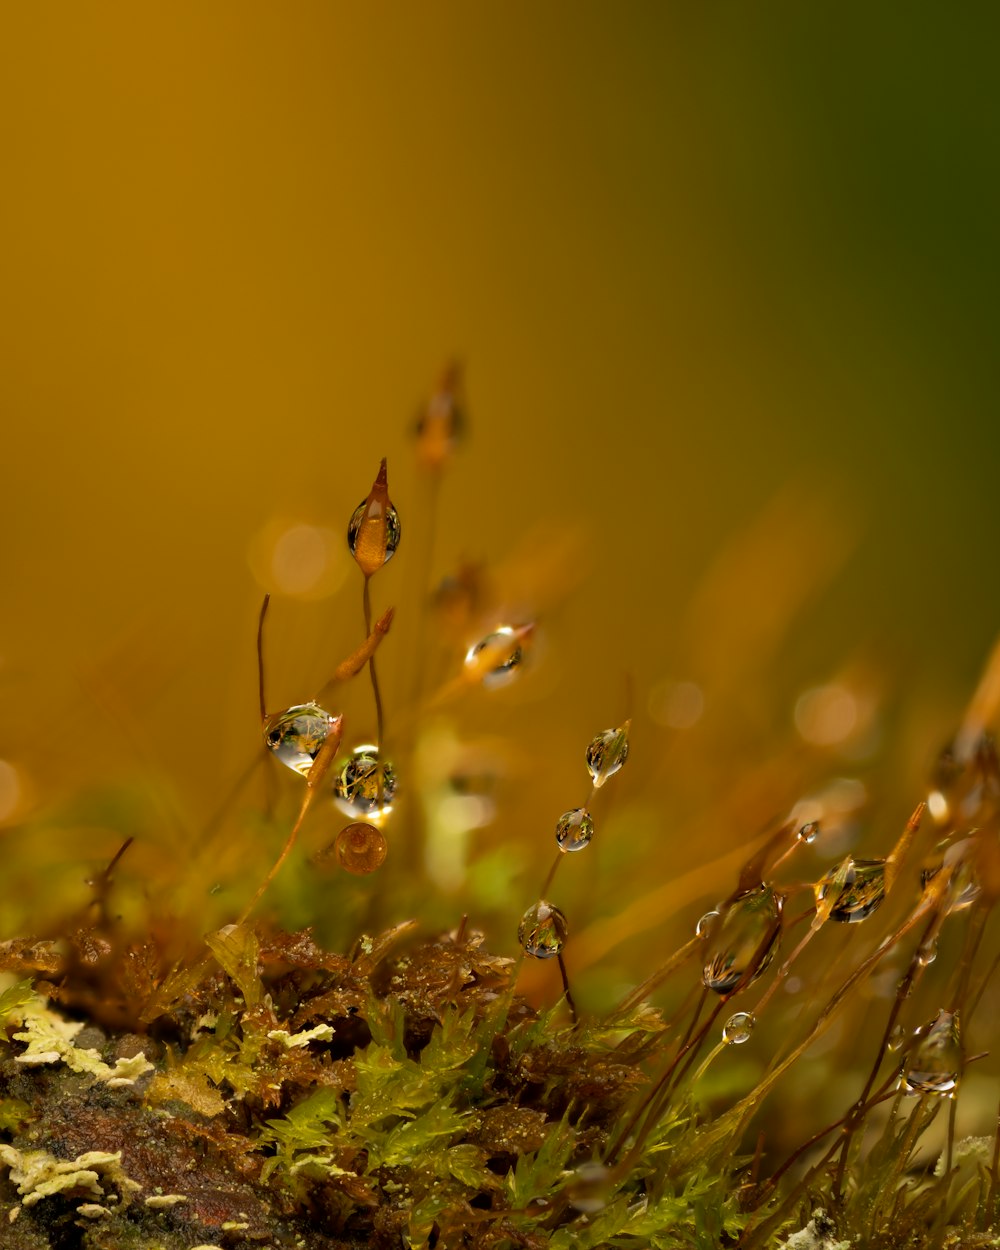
347 459 400 576
723 1011 755 1045
518 900 568 959
815 857 886 923
566 1162 611 1213
586 724 630 788
928 733 1000 827
333 823 388 875
264 703 340 777
887 1024 906 1052
922 837 981 914
702 885 782 995
917 940 937 967
797 821 820 844
555 808 594 853
333 745 397 820
696 910 720 937
902 1010 962 1096
464 625 531 689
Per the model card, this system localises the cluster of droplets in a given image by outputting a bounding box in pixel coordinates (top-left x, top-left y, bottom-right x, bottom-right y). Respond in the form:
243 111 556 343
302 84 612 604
518 721 631 964
253 459 403 895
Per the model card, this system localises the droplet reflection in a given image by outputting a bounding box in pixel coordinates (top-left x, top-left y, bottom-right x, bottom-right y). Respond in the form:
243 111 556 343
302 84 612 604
518 900 568 959
585 724 630 788
902 1010 962 1096
815 858 886 924
264 703 340 777
702 885 782 995
555 808 594 853
464 625 530 689
723 1011 755 1045
333 745 397 820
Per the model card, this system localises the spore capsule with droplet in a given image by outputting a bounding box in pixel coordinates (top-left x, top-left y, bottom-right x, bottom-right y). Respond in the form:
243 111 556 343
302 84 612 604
702 884 782 995
555 808 594 853
902 1010 962 1096
814 857 886 923
333 822 388 875
264 703 340 777
333 745 397 820
347 459 401 575
585 724 630 788
723 1011 755 1045
518 900 568 959
464 625 528 689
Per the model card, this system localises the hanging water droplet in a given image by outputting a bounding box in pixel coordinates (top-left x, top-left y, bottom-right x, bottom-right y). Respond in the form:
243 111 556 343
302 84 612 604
815 857 886 923
702 885 782 995
887 1024 907 1052
347 459 401 576
722 1011 755 1045
333 745 397 820
797 821 820 844
464 624 532 689
902 1010 962 1096
263 703 340 777
518 900 568 959
555 808 594 853
696 910 720 937
586 723 630 788
333 822 388 875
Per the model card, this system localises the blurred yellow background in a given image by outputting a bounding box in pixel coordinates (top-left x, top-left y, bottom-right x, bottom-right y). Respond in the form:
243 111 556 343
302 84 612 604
0 2 998 1010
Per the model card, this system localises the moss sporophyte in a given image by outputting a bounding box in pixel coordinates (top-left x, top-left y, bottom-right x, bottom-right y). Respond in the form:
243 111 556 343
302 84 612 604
2 364 1000 1249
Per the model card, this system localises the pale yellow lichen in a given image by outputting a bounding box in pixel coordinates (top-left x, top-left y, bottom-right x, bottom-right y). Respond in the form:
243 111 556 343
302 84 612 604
3 992 152 1086
0 1145 141 1209
267 1023 335 1048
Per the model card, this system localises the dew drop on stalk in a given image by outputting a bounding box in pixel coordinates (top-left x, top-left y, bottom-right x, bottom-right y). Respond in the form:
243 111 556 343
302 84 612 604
586 723 630 788
264 703 340 777
333 823 388 875
518 900 568 959
917 939 937 967
887 1024 906 1052
696 910 720 937
464 625 530 689
555 808 594 853
723 1011 755 1045
702 885 782 995
815 857 886 923
347 459 401 576
333 745 397 820
797 821 820 844
902 1010 962 1096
